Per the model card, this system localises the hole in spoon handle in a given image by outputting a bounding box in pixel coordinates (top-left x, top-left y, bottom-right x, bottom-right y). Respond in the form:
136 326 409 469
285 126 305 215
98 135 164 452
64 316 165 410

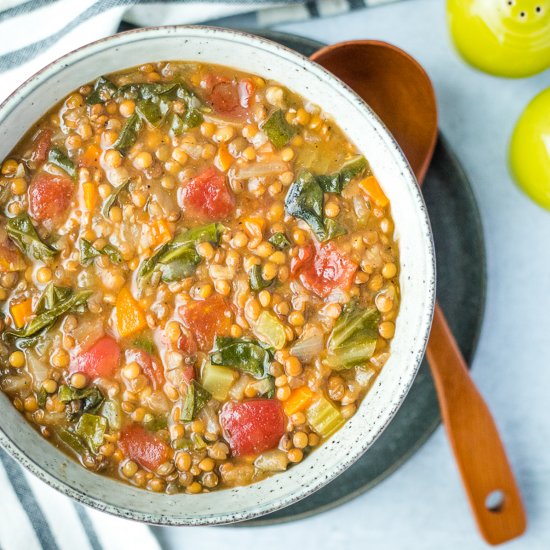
427 303 527 545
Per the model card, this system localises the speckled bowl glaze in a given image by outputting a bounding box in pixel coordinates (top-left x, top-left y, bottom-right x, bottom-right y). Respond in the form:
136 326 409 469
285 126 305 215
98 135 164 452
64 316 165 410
0 26 436 525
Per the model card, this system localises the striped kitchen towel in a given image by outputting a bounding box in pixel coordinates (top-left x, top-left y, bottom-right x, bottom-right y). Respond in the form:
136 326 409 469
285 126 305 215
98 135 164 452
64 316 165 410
0 1 401 550
0 0 399 100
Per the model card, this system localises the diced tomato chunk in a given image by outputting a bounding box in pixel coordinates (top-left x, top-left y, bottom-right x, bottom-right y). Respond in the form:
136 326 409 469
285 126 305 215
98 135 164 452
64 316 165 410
207 75 255 118
290 244 314 275
30 129 53 164
119 424 170 471
297 242 358 298
126 348 165 390
211 81 239 113
71 336 121 378
220 399 286 456
178 294 232 350
28 172 73 222
178 167 235 221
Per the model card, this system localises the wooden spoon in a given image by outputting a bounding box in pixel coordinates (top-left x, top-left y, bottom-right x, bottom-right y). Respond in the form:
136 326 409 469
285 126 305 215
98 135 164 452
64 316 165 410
311 40 526 545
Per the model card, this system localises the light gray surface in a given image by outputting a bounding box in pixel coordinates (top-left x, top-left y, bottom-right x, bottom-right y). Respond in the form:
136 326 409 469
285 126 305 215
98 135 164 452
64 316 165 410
156 0 550 548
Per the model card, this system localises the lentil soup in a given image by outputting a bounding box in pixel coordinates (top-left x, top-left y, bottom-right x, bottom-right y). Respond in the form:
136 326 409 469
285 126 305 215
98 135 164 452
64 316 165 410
0 61 400 494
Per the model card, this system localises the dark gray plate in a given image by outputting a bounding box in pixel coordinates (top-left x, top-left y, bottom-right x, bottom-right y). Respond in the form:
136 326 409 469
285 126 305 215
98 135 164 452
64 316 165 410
239 30 487 526
116 24 486 526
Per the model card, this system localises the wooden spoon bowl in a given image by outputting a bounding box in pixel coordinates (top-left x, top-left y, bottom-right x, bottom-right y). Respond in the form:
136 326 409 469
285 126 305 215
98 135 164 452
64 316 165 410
311 41 437 183
311 40 526 545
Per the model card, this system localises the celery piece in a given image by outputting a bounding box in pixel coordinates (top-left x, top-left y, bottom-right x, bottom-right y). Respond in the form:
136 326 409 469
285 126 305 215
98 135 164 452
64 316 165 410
37 387 47 408
324 340 376 370
75 413 107 453
254 311 286 350
100 399 122 430
201 362 237 401
191 433 207 450
56 427 88 457
324 300 380 370
306 395 345 438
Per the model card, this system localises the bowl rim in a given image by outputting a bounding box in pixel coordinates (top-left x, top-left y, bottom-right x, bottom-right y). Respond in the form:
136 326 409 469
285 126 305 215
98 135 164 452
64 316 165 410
0 25 436 525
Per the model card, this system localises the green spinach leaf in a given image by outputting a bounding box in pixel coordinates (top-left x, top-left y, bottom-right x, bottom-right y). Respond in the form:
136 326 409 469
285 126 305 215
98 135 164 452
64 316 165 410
102 180 130 217
138 223 224 284
35 283 72 314
210 336 273 379
181 380 211 422
113 113 141 155
79 239 122 266
168 109 203 136
136 99 164 126
58 384 105 419
249 264 273 291
323 218 347 241
56 427 89 457
285 172 349 242
316 155 368 193
117 81 179 100
118 81 204 133
48 148 76 178
6 215 58 261
262 109 297 148
268 232 291 250
132 334 157 355
86 76 117 105
8 289 92 339
284 171 326 241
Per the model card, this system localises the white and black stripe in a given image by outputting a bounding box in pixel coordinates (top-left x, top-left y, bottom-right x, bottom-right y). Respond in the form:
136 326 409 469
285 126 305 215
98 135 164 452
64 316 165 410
0 1 401 549
0 451 59 550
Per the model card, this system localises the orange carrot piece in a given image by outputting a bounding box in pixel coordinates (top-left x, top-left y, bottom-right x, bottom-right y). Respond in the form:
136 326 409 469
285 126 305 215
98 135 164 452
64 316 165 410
283 386 314 416
359 175 389 208
215 143 234 172
83 182 98 211
116 287 147 338
10 298 33 328
78 144 101 168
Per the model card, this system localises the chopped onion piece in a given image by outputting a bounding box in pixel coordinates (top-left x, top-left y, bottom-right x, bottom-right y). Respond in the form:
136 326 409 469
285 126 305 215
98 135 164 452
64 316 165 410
203 113 244 128
232 160 288 179
71 315 105 353
290 324 324 363
0 373 32 396
199 403 221 435
26 351 49 390
254 449 289 472
228 374 251 401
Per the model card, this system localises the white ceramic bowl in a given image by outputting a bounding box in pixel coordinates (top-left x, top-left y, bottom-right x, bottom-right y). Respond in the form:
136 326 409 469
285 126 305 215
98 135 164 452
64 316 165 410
0 26 435 525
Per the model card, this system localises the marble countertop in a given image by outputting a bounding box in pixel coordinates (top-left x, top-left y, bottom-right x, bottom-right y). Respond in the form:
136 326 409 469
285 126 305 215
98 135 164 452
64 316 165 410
156 1 550 548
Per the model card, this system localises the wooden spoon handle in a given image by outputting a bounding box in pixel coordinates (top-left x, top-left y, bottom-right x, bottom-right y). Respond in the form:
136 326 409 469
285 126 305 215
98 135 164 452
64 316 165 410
426 303 527 545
